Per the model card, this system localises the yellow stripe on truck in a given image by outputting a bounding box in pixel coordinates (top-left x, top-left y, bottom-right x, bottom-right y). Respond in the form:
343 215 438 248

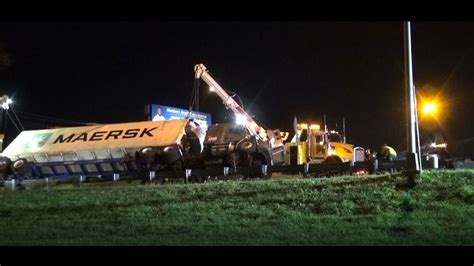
1 119 188 158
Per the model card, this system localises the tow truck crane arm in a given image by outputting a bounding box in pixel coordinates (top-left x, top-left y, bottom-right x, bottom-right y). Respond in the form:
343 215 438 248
194 64 268 142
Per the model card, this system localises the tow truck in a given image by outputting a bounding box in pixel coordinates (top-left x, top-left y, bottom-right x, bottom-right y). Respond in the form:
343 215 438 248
194 64 287 171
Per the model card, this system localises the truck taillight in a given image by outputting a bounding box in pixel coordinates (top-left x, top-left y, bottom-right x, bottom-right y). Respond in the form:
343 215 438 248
356 170 367 175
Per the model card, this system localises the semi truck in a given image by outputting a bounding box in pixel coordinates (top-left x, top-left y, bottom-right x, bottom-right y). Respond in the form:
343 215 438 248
0 119 202 181
285 121 365 166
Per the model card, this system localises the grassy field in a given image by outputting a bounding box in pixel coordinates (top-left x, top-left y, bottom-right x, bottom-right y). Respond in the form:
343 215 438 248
0 170 473 245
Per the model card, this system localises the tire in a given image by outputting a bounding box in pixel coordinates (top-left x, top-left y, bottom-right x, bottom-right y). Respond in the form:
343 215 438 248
138 147 157 165
0 156 12 174
10 158 32 176
162 145 181 164
237 140 255 153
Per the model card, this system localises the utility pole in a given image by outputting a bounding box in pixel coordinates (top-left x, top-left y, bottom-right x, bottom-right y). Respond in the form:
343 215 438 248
413 87 423 173
404 21 420 183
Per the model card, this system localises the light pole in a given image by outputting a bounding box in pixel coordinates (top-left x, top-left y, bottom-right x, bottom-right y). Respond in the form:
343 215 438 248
413 88 423 173
404 22 420 180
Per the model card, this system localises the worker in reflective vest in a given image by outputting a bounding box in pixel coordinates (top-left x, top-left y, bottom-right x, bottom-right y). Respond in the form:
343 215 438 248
381 144 397 161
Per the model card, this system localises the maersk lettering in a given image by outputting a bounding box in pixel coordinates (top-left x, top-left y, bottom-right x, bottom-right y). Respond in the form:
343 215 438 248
140 127 157 137
90 131 107 141
52 127 157 144
72 133 88 142
105 130 124 140
123 129 140 139
53 134 76 144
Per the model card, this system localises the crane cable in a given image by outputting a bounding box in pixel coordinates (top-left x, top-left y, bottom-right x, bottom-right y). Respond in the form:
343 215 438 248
224 89 245 110
187 77 200 117
5 110 21 133
9 105 25 131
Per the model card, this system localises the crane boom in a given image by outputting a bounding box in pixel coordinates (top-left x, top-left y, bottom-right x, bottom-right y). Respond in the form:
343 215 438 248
194 64 267 141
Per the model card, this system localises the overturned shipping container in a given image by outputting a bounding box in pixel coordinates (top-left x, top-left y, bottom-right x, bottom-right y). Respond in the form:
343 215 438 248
0 119 202 181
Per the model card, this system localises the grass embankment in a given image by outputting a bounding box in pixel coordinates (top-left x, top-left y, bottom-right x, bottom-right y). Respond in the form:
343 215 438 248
0 170 473 245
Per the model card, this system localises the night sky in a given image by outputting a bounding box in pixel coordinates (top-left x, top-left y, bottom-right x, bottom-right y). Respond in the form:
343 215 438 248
1 21 474 156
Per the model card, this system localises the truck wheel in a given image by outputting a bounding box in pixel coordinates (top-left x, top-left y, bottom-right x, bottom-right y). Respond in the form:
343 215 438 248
162 145 181 164
11 158 32 176
137 147 157 165
238 140 254 153
0 156 12 175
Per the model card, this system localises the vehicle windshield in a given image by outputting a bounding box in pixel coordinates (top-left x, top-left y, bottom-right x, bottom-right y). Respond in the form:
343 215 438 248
327 133 343 143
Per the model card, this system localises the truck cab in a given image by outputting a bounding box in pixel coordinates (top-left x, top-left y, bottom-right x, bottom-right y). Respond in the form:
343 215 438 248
286 123 363 165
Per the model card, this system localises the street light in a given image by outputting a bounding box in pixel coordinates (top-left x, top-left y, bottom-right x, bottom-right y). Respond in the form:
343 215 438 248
418 93 443 121
0 95 12 110
422 102 437 115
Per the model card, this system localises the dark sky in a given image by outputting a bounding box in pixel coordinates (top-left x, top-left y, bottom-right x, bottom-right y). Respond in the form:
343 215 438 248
1 21 474 155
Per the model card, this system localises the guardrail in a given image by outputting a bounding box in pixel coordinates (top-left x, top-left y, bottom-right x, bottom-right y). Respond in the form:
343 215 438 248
0 157 451 191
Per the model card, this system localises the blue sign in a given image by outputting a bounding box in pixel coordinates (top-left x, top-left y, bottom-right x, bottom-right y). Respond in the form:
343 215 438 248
150 104 212 131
